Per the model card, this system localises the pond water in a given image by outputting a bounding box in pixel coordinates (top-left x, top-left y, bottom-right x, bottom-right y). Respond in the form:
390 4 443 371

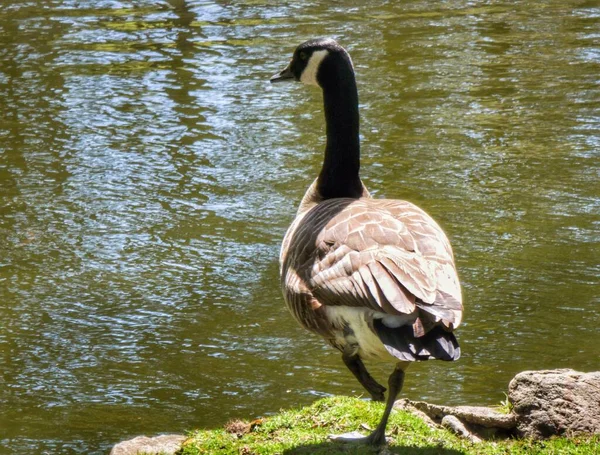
0 0 598 453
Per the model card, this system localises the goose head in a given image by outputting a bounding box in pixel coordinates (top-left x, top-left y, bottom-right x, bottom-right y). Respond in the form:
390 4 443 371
270 38 355 88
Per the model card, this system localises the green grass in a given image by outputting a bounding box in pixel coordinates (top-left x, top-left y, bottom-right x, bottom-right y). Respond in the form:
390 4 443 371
493 393 514 415
180 396 599 454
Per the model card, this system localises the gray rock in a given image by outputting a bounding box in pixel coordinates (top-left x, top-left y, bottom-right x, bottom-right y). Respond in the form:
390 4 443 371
394 399 438 429
441 415 483 443
407 401 516 430
395 398 516 441
110 434 186 455
508 369 600 439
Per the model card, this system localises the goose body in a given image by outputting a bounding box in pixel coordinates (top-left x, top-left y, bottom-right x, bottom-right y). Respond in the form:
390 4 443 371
271 38 463 445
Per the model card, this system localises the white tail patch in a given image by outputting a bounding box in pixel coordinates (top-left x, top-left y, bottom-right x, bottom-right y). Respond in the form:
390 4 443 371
300 50 329 87
380 314 415 328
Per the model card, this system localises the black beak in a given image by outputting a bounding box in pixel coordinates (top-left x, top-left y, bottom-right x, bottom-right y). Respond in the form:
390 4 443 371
270 64 294 83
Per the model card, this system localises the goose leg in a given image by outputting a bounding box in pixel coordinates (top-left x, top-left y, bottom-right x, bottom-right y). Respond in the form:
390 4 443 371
363 365 405 445
330 364 405 446
342 352 386 402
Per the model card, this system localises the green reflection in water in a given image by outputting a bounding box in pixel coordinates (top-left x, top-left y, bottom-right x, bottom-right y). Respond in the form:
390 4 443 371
0 0 598 453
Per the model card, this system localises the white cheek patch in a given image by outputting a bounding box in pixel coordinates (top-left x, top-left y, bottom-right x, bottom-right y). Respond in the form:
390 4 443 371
300 49 329 87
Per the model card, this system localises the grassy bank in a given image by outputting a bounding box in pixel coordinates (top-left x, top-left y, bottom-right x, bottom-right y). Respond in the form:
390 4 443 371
180 396 599 454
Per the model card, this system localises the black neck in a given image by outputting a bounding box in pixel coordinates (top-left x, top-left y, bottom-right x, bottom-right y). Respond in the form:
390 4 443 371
316 54 362 199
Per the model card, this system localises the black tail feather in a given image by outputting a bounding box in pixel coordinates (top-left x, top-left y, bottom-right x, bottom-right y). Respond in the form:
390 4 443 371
373 319 460 362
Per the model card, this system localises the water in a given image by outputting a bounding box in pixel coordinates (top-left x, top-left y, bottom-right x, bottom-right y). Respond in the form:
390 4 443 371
0 0 598 453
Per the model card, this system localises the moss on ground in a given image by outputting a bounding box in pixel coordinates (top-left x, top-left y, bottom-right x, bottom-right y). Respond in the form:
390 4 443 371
179 396 599 454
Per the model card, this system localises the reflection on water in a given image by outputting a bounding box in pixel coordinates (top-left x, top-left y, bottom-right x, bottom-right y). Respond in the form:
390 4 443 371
0 0 598 452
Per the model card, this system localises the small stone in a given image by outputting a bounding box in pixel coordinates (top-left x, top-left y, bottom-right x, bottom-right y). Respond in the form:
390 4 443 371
394 399 438 429
446 405 516 430
404 400 516 430
110 434 186 455
441 415 482 443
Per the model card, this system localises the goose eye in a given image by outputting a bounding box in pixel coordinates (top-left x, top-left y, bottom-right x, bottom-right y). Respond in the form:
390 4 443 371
299 51 308 61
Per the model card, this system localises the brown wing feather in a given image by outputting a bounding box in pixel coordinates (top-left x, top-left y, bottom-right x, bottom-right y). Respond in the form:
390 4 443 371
379 200 462 328
281 194 462 333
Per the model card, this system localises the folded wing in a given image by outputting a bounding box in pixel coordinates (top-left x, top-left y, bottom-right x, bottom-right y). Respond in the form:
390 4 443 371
306 199 463 332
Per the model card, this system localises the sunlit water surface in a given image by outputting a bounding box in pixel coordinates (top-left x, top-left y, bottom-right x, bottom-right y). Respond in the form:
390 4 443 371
0 0 598 453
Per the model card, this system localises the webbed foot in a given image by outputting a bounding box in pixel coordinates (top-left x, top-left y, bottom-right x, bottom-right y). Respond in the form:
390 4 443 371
328 428 388 446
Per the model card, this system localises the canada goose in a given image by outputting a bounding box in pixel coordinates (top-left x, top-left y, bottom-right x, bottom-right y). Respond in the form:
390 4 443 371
270 38 463 446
